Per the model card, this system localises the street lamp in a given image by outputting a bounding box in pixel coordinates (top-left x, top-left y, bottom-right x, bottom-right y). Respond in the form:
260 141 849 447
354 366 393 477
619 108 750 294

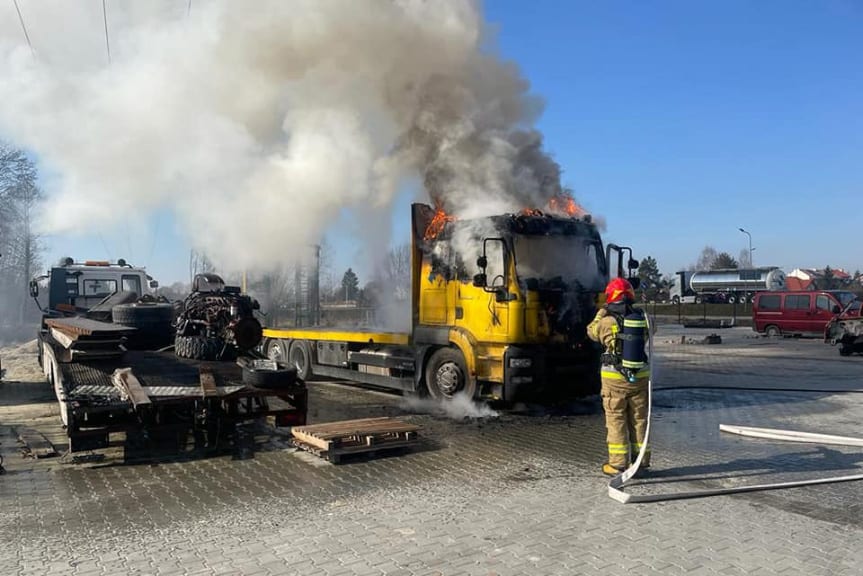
738 228 753 268
739 227 754 307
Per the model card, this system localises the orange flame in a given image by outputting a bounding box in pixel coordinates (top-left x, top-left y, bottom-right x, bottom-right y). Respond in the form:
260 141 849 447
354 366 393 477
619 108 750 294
519 208 544 216
424 207 456 240
547 193 586 218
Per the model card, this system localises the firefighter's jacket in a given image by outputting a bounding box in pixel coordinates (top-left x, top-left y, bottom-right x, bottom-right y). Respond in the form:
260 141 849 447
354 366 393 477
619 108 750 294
587 306 650 382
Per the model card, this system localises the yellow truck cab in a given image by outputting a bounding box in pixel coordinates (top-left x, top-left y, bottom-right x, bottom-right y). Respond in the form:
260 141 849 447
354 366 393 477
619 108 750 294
262 203 637 402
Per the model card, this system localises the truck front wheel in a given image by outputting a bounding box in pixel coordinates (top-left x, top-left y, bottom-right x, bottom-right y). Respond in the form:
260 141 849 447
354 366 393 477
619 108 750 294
425 348 475 401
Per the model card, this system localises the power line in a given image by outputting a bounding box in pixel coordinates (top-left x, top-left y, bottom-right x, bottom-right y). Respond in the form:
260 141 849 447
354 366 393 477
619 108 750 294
102 0 111 64
11 0 34 55
187 0 192 17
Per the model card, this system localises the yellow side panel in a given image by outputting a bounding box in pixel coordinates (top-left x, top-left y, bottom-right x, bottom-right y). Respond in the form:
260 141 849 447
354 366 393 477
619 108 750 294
418 262 448 325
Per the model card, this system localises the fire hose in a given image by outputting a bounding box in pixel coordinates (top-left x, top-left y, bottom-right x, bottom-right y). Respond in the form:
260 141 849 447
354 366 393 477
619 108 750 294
608 316 863 504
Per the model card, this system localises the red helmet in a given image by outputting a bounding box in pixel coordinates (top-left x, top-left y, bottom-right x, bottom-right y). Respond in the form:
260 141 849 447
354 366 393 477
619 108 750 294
605 277 635 304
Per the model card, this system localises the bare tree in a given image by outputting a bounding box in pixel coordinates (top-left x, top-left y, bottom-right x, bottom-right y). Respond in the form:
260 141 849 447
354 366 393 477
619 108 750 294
0 143 43 327
189 249 217 284
690 246 718 271
738 248 752 268
382 243 411 300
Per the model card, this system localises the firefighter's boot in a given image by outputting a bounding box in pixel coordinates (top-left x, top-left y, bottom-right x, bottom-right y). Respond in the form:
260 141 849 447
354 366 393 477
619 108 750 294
602 463 624 476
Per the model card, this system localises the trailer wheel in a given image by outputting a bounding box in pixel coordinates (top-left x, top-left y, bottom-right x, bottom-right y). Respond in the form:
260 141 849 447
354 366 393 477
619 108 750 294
289 341 312 381
694 295 702 304
671 296 680 305
726 295 736 304
425 347 474 401
764 325 781 339
175 335 223 360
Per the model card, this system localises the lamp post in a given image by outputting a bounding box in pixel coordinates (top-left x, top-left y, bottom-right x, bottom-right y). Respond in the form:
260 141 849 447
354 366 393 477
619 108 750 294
739 228 753 307
738 228 753 267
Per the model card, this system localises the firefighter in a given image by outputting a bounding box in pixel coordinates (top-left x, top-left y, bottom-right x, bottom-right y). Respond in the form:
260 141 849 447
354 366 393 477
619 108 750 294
587 277 651 476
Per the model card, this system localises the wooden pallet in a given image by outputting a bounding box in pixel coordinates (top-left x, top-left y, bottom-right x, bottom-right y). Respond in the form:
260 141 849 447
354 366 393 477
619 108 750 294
291 417 419 463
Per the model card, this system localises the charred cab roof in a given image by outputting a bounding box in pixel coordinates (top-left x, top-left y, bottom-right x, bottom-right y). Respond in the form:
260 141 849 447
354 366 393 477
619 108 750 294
448 212 600 240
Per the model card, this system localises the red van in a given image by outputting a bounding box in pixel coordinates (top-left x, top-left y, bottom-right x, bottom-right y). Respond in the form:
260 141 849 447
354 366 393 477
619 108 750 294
752 290 858 337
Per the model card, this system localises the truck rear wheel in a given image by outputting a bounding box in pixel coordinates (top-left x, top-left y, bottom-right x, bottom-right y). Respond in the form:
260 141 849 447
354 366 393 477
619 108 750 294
425 348 475 401
265 339 288 363
289 341 312 381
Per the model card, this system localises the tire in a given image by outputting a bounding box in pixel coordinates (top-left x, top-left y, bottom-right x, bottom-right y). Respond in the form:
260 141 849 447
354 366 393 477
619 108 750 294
265 339 289 364
112 302 173 326
727 295 736 304
839 344 852 357
242 363 298 389
424 347 475 401
765 325 781 338
694 295 702 304
175 335 223 360
113 303 174 347
672 296 680 305
288 341 312 381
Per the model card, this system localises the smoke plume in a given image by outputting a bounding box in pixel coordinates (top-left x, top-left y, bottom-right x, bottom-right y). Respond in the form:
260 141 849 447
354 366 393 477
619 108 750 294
0 0 575 271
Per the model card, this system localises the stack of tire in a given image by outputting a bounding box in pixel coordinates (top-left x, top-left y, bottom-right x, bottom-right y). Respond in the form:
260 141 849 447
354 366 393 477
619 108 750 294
112 302 174 350
174 334 224 360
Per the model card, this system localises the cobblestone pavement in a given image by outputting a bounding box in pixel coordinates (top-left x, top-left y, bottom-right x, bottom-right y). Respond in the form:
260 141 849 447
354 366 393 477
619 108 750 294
1 327 863 575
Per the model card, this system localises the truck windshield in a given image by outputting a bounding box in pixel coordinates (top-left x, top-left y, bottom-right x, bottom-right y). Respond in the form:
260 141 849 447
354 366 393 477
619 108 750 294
514 235 605 291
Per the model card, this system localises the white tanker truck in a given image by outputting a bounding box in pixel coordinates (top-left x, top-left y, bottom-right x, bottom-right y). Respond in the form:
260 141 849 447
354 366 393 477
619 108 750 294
670 268 786 305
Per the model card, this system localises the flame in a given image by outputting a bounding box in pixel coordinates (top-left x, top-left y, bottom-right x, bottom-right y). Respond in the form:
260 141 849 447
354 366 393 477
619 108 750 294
520 208 544 216
547 193 586 218
424 207 456 240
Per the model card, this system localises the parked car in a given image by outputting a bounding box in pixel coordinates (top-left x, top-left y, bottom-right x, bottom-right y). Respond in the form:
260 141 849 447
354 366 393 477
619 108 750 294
752 290 858 337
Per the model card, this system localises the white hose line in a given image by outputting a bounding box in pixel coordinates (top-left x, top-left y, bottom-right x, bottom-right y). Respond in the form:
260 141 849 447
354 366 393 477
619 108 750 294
608 317 863 503
719 425 863 447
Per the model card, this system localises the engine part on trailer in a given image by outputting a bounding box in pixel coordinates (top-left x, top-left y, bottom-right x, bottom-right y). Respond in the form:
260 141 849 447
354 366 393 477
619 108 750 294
174 273 262 360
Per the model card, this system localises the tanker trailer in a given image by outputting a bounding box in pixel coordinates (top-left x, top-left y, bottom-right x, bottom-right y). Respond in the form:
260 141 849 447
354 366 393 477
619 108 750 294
686 267 786 304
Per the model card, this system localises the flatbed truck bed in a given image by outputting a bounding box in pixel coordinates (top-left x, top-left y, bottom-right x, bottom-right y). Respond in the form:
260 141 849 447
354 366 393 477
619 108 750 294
42 339 307 453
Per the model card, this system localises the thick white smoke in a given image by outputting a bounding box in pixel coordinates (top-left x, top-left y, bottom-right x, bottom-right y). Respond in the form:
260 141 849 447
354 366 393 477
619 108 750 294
0 0 575 272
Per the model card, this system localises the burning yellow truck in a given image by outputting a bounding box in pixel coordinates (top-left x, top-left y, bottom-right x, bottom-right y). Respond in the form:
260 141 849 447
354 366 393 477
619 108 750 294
262 202 638 402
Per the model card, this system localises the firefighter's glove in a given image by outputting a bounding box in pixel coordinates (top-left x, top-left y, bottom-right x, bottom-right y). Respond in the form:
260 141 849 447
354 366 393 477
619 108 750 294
595 308 608 319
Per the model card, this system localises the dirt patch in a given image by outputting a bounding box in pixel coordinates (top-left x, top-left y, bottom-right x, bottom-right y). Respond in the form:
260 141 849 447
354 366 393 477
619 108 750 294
1 339 42 383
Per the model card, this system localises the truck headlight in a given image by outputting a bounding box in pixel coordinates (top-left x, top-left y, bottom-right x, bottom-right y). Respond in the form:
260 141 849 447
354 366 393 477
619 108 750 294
509 358 532 368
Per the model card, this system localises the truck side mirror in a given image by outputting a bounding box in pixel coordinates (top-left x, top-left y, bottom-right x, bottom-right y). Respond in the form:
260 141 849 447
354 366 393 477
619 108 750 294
473 273 487 288
629 258 640 270
29 279 39 298
149 280 159 289
476 256 487 269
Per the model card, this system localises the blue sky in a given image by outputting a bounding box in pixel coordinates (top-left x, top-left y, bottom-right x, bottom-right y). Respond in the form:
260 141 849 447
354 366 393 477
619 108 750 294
40 0 862 283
